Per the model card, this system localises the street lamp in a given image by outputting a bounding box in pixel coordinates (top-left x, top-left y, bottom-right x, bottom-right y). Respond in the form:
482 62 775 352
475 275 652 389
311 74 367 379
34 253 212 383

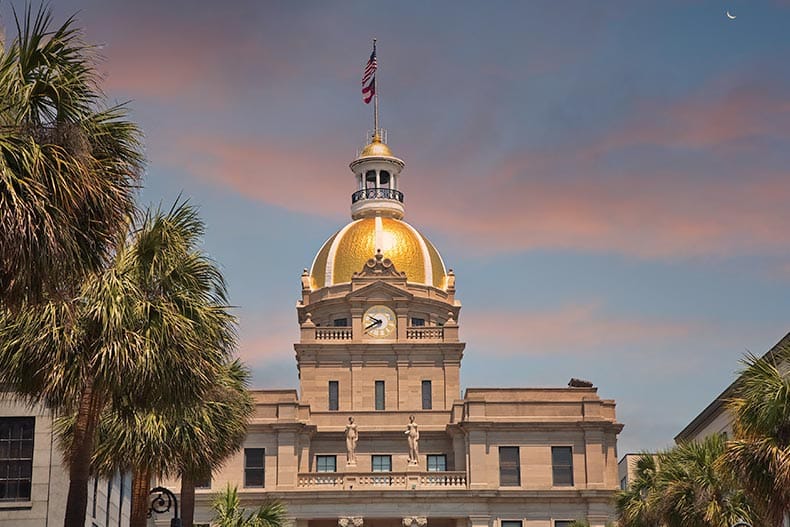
148 486 182 527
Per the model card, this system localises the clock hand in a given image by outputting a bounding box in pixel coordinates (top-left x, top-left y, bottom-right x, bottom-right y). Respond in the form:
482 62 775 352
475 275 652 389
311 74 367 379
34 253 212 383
365 318 382 331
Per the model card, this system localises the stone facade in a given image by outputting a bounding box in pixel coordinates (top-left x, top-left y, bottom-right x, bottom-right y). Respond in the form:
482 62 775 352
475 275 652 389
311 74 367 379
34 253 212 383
155 134 624 527
0 394 131 527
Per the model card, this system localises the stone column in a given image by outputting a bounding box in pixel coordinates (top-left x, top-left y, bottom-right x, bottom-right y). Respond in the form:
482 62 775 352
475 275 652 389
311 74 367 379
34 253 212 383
339 517 364 527
403 517 428 527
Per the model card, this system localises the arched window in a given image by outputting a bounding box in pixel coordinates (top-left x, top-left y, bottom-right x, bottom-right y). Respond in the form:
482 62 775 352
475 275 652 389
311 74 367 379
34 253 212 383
365 170 376 189
379 171 390 188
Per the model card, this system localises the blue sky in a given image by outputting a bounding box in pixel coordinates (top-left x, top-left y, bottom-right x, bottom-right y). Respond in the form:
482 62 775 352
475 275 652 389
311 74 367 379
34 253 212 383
3 0 789 454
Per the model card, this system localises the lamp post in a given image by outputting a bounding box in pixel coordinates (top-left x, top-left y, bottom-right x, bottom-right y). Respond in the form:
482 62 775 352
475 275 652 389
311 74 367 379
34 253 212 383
148 486 182 527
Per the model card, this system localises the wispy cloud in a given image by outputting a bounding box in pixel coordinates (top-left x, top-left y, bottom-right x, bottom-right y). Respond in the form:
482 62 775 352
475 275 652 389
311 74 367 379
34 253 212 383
461 302 701 357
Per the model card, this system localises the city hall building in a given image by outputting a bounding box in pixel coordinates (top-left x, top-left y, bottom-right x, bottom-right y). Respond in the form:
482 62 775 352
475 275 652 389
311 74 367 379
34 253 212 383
170 133 624 527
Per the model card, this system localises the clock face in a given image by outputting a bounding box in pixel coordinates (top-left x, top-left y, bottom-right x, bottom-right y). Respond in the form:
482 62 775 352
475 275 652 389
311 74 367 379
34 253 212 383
363 305 397 339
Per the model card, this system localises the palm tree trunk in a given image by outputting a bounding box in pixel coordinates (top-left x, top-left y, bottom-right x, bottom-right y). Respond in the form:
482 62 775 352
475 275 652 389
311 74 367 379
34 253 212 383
130 466 152 527
64 380 103 527
180 473 196 527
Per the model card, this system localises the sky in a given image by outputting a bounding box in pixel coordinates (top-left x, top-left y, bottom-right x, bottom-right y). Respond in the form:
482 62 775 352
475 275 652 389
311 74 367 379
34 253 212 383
3 0 789 455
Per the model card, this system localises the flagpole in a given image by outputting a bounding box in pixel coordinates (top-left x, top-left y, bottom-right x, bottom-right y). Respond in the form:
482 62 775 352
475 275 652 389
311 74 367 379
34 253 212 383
373 38 379 139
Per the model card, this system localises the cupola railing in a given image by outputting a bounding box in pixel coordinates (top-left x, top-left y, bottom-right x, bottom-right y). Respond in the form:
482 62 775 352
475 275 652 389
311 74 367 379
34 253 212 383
351 188 404 204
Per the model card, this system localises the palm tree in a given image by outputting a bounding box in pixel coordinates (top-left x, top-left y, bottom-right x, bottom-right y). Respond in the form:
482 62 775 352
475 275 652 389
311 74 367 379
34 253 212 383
179 359 255 527
73 359 254 527
617 438 756 527
615 453 660 527
0 202 235 527
0 6 143 308
211 484 286 527
653 434 754 527
723 344 790 527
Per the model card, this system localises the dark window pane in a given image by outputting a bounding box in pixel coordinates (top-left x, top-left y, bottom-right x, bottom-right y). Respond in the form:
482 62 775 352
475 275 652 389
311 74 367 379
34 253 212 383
244 448 265 488
328 381 339 411
380 171 390 187
426 455 446 472
372 455 391 472
333 318 348 327
502 522 523 527
1 418 34 501
421 380 432 410
195 471 211 489
317 455 336 472
552 446 574 486
411 318 425 326
555 522 575 527
499 446 520 486
375 381 385 411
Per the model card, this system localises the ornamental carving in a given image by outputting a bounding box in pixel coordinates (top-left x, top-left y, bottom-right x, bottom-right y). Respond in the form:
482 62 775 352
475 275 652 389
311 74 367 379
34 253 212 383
353 250 407 279
402 517 428 527
339 518 364 527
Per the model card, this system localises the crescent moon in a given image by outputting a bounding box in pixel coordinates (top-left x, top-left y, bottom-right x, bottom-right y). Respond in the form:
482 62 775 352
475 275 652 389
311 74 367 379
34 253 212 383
726 10 736 19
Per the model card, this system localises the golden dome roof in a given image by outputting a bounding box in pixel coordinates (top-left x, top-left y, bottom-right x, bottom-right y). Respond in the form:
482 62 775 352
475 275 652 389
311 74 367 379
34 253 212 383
310 216 447 290
358 136 394 158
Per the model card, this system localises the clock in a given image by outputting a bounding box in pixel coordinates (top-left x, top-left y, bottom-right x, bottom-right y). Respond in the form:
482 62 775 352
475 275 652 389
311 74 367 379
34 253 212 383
363 305 397 339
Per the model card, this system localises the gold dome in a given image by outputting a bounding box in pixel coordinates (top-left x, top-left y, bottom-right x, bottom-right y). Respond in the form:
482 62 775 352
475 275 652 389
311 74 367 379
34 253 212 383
310 216 447 290
358 137 394 158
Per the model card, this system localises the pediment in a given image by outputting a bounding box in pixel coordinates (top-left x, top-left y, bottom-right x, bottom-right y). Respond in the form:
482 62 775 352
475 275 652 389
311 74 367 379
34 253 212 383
345 280 413 302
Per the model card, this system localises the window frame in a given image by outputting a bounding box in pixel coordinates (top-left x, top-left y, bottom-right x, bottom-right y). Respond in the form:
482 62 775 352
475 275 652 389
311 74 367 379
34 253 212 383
551 446 574 487
498 446 521 487
426 454 447 472
421 380 432 410
554 521 577 527
328 380 339 411
316 455 337 473
375 380 385 411
371 455 392 472
410 317 426 327
244 448 266 488
195 470 212 489
501 521 523 527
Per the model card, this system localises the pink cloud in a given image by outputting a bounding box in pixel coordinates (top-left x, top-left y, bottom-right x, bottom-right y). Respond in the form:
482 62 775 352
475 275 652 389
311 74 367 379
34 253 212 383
461 302 701 357
159 73 790 261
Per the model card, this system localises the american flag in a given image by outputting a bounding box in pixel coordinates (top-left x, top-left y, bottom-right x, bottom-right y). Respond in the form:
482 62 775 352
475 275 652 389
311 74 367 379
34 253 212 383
362 43 377 104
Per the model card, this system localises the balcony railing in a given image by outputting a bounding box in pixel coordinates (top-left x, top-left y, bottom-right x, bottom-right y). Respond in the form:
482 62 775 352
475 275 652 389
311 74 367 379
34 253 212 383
297 471 467 490
315 327 353 340
406 327 444 340
351 188 404 204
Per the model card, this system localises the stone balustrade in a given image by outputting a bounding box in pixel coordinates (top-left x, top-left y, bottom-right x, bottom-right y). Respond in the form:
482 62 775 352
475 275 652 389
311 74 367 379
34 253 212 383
297 471 467 490
315 327 353 340
405 326 444 340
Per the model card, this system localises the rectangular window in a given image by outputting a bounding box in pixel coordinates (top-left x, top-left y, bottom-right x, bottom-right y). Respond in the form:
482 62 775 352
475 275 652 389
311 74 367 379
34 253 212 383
620 476 627 490
2 417 37 502
426 454 446 472
195 470 212 489
316 455 337 472
375 380 385 411
554 521 575 527
333 318 349 327
328 381 339 411
421 380 432 410
499 446 520 487
372 455 392 472
552 446 574 486
502 521 523 527
244 448 265 487
411 317 425 326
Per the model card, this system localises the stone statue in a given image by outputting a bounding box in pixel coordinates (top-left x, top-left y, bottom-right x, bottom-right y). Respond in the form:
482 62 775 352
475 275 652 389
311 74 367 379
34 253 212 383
345 416 358 464
405 414 419 464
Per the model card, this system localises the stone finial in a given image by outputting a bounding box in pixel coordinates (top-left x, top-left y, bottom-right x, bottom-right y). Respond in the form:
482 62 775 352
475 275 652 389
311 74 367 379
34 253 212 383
446 311 457 325
447 269 456 290
301 268 311 290
302 312 315 328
